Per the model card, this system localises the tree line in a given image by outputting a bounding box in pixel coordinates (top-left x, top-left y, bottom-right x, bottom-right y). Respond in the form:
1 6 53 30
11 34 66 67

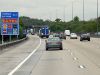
20 16 100 33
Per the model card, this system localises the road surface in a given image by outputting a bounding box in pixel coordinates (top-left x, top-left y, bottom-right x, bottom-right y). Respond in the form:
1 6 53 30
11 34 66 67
0 35 100 75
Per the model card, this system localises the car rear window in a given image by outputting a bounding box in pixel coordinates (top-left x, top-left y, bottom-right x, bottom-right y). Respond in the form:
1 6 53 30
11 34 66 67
48 38 60 41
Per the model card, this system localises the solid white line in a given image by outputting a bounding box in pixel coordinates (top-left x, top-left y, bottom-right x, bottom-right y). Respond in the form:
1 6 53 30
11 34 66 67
8 38 42 75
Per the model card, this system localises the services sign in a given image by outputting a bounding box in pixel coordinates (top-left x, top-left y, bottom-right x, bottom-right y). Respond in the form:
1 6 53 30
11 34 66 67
1 12 19 35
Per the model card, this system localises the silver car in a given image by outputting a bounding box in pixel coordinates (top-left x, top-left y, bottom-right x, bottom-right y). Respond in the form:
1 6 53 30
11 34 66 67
45 37 63 50
70 33 77 39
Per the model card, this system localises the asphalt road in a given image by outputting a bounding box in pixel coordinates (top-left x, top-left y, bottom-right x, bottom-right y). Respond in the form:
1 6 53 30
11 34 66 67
0 35 100 75
0 35 40 75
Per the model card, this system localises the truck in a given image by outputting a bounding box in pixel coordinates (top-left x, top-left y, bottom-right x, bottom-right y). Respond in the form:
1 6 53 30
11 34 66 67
64 30 70 36
39 27 50 38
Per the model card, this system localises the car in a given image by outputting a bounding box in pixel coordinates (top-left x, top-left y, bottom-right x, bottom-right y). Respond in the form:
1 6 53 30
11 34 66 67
31 32 35 35
49 35 54 38
95 32 100 36
80 33 90 41
59 33 66 39
53 33 60 38
70 33 77 39
45 37 63 50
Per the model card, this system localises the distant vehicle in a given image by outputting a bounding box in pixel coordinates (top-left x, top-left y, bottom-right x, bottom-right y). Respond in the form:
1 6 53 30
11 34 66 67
39 27 50 38
53 33 60 38
80 33 90 41
45 37 63 50
49 35 54 38
59 33 66 39
95 32 100 36
30 29 35 35
64 30 70 36
31 32 35 35
70 33 77 39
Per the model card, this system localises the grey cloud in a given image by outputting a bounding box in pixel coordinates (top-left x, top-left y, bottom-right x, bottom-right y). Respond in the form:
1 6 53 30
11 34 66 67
0 0 100 21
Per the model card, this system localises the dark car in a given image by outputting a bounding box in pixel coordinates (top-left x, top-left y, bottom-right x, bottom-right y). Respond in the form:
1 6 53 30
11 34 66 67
80 33 90 41
59 33 66 39
45 37 63 50
53 33 60 38
31 32 35 35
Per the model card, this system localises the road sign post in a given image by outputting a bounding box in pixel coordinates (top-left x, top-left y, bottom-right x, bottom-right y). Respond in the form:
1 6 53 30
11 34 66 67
1 12 19 43
2 35 4 45
17 35 19 40
9 35 11 42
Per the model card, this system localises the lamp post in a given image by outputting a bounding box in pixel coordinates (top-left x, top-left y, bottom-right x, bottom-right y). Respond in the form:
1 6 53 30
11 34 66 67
97 0 99 36
72 1 74 21
83 0 85 22
56 9 58 19
63 7 66 22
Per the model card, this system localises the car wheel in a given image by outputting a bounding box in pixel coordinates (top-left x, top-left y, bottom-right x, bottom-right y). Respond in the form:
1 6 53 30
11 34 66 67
80 38 82 41
46 36 49 38
88 38 90 41
60 46 63 50
46 44 48 50
46 47 48 50
41 36 43 38
64 37 66 39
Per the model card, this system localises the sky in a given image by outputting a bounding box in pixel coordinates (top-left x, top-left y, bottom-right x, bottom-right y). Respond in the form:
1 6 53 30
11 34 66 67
0 0 100 21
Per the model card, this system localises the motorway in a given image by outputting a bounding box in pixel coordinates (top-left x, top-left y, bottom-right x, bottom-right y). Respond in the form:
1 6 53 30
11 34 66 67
0 35 100 75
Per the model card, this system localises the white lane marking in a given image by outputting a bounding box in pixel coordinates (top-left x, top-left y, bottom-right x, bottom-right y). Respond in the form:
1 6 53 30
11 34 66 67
73 57 78 60
71 52 73 55
8 38 42 75
79 65 86 69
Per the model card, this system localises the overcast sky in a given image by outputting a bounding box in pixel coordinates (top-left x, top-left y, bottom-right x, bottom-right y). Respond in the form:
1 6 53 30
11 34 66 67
0 0 100 21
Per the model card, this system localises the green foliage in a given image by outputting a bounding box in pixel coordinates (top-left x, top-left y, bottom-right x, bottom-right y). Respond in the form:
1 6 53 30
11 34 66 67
55 18 61 22
74 16 79 22
18 16 100 33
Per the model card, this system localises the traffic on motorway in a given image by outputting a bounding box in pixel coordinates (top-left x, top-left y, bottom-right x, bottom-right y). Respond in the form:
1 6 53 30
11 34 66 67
37 27 91 51
0 0 100 75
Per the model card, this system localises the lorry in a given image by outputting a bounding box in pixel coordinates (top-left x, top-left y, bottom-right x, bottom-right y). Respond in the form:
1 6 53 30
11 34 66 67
64 30 70 36
39 27 50 38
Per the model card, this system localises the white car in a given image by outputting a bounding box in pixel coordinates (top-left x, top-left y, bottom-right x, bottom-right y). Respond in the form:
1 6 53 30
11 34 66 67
70 33 77 39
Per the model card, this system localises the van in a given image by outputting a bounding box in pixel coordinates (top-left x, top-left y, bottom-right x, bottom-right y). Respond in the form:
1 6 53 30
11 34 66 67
64 30 70 36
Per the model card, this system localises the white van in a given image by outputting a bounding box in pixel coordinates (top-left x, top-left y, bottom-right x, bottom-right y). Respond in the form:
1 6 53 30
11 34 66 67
64 30 70 36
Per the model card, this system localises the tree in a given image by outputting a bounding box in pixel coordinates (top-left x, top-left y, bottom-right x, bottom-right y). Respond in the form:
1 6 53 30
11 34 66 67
55 18 61 22
74 16 79 22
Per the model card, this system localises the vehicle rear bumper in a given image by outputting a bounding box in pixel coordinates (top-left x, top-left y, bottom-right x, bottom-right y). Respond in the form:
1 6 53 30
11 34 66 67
40 35 49 37
70 37 77 39
46 44 62 48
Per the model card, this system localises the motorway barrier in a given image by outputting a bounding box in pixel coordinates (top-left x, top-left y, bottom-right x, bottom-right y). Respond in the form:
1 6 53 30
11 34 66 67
0 37 28 50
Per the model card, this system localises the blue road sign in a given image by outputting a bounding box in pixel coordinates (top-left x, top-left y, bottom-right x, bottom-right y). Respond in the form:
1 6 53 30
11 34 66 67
1 12 19 35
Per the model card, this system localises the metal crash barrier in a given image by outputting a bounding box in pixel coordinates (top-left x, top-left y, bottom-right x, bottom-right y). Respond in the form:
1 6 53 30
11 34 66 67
0 37 28 50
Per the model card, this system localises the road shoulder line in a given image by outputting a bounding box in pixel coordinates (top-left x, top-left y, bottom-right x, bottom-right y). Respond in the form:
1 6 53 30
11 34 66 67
8 37 42 75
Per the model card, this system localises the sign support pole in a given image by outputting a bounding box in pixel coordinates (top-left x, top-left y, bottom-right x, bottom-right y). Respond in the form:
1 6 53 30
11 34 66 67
9 35 11 42
17 35 18 40
2 35 4 45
